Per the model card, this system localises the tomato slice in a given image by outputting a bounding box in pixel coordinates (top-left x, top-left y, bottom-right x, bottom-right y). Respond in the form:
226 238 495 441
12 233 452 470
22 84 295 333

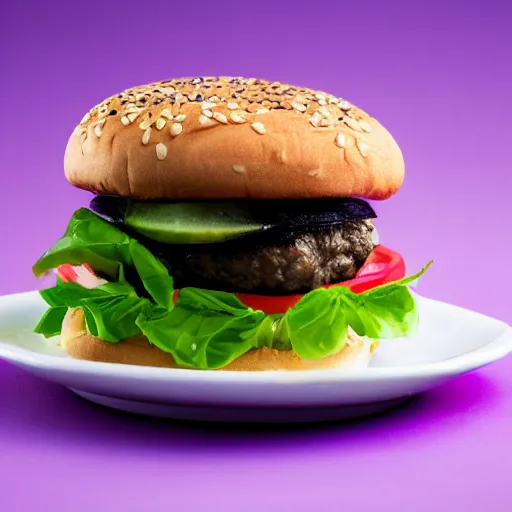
55 263 106 288
232 245 405 314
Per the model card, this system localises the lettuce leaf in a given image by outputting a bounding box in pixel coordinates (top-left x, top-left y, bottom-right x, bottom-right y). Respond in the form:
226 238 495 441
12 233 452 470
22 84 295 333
38 279 150 342
34 305 68 337
33 208 174 309
33 207 432 370
285 261 432 359
285 288 350 360
137 294 277 369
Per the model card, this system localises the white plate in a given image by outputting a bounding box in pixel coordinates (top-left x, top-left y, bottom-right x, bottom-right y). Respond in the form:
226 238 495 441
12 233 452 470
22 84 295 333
0 291 511 423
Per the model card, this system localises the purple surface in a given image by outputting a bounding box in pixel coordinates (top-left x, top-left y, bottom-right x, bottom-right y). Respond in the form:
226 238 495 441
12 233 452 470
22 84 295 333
1 0 511 510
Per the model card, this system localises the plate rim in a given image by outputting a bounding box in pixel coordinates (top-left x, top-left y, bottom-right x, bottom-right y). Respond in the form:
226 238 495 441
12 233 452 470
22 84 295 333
0 290 511 385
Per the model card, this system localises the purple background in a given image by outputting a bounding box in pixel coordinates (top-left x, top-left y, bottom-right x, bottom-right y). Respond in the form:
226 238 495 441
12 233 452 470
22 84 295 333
1 1 511 510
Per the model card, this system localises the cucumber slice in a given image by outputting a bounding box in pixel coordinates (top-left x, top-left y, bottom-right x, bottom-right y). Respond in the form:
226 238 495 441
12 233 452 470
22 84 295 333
125 201 265 244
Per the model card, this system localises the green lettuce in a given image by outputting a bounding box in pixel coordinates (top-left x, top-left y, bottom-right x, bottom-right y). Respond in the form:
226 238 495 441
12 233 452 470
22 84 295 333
35 279 151 342
33 208 174 309
285 262 431 360
33 208 432 370
136 289 281 369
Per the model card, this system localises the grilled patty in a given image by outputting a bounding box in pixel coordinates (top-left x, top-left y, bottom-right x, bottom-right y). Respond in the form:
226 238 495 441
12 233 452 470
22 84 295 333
153 220 376 295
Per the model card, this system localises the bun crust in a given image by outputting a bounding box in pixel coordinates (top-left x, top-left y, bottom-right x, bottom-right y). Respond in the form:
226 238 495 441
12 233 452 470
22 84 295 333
60 308 373 372
65 76 404 201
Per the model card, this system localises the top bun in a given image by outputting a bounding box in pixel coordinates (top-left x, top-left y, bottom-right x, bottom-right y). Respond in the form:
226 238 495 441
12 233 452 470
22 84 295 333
64 76 404 201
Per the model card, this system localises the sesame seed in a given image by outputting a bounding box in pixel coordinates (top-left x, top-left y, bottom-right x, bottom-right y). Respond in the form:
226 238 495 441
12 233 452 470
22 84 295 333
209 95 220 102
121 116 131 125
155 117 166 130
174 114 187 123
318 106 330 118
201 101 216 110
126 112 139 123
156 143 167 160
335 133 346 147
199 115 215 126
95 119 106 128
202 109 213 118
227 102 239 110
191 343 197 351
256 109 269 114
359 120 372 133
160 109 173 120
213 112 228 124
292 102 307 112
232 164 246 174
80 112 90 124
136 93 146 101
339 100 351 110
308 169 320 177
318 99 327 106
94 124 103 137
309 112 322 127
229 112 246 124
125 106 140 114
170 123 183 136
316 93 326 101
142 127 152 145
251 122 266 134
357 140 369 157
344 117 361 131
139 119 152 130
320 119 331 127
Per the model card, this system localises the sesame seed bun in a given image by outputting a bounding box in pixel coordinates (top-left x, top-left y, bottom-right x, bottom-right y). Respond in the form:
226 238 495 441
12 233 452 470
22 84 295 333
64 76 404 201
60 308 374 371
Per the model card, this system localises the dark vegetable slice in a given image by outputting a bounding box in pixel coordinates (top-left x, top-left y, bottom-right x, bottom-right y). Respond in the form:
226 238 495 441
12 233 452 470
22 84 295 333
89 196 377 244
89 196 127 225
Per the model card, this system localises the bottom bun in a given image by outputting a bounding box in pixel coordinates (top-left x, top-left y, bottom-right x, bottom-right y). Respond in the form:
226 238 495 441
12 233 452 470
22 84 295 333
60 308 375 371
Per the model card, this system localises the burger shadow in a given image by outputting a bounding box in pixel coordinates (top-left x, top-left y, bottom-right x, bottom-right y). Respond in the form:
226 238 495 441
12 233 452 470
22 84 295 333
0 363 503 457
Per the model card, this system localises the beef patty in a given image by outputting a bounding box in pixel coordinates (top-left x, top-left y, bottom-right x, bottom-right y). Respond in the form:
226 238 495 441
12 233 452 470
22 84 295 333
152 220 376 295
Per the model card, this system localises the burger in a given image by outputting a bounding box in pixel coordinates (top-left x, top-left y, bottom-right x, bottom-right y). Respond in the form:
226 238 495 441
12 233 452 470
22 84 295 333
32 76 431 372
